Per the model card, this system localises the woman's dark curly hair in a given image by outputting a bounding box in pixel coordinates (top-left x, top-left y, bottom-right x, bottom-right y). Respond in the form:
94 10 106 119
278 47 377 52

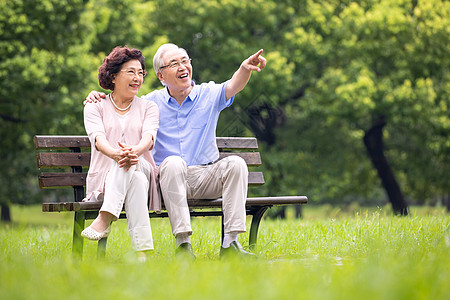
98 46 146 90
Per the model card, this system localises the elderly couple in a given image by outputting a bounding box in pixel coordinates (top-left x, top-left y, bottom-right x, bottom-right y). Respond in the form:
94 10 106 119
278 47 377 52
81 43 266 261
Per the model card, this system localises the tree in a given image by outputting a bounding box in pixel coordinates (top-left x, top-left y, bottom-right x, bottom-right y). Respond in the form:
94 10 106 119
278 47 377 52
143 0 449 214
1 0 448 221
289 0 449 214
0 0 98 221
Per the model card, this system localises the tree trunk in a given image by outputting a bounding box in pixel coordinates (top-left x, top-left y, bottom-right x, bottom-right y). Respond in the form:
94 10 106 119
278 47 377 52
1 204 11 222
275 207 286 219
363 116 409 216
444 196 450 212
246 103 286 146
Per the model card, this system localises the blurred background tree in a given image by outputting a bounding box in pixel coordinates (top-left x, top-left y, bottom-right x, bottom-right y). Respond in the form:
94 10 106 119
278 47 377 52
0 0 97 221
0 0 448 221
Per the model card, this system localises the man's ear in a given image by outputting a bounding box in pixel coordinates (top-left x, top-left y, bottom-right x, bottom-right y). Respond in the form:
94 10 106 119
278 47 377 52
156 71 164 82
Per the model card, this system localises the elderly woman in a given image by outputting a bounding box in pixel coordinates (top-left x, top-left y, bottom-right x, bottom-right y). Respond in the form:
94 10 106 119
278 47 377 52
81 46 160 261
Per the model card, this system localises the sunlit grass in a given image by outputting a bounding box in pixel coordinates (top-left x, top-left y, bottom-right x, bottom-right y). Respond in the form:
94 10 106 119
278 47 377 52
1 205 449 300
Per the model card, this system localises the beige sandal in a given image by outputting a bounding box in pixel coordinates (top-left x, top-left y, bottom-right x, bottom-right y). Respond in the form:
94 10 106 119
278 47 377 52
81 225 111 241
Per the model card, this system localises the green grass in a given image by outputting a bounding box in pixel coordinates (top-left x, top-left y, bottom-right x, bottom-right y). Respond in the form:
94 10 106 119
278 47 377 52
1 205 449 300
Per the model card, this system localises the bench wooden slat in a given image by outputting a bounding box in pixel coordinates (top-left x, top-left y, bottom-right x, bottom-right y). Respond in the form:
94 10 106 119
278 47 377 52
219 152 261 166
42 202 76 212
37 153 91 168
216 137 258 149
34 135 90 149
248 171 264 185
187 196 308 208
38 173 86 188
38 171 264 188
34 135 258 150
42 196 307 212
36 152 262 168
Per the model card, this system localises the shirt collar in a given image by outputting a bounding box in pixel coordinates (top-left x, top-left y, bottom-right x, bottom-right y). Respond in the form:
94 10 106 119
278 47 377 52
164 80 198 103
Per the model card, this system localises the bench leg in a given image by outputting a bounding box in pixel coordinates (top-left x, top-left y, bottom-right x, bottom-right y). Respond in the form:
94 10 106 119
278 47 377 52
73 211 86 258
97 238 108 259
248 206 270 250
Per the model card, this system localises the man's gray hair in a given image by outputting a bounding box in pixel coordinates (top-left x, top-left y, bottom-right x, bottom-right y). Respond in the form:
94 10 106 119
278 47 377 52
153 43 189 86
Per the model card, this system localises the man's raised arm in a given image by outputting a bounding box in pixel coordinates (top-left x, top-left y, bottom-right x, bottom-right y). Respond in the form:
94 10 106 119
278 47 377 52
225 49 266 100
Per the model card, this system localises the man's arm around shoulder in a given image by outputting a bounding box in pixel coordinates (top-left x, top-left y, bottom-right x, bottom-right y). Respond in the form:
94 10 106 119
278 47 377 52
84 91 106 105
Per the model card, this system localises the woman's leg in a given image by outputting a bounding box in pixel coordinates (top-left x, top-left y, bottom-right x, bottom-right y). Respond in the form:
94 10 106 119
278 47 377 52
89 162 137 233
88 211 115 233
124 158 153 252
85 159 154 253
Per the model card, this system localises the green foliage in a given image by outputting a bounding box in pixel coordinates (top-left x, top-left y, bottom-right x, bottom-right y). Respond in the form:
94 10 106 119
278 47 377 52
0 0 448 208
258 0 449 204
0 0 97 205
300 0 449 203
144 0 449 205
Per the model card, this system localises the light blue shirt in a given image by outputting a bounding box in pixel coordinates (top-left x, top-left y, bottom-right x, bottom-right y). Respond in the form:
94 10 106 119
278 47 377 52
142 81 234 166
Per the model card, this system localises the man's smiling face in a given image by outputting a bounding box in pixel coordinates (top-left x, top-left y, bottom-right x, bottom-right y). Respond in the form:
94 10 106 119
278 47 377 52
157 48 193 93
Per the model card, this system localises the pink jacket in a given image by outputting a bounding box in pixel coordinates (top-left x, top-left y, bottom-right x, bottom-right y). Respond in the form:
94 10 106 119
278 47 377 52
83 94 161 212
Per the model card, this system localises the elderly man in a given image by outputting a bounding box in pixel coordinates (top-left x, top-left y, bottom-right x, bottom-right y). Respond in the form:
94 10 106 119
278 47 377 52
86 43 266 258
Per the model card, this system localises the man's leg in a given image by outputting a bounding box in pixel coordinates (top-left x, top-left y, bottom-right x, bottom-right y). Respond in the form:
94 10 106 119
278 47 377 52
187 156 252 256
220 156 248 235
159 156 194 257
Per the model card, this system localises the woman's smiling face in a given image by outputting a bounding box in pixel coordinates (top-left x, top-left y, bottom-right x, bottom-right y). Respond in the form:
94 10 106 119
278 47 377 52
113 59 145 97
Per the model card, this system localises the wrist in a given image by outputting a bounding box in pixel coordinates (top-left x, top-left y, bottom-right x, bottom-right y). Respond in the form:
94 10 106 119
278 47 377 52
135 146 145 157
110 149 122 161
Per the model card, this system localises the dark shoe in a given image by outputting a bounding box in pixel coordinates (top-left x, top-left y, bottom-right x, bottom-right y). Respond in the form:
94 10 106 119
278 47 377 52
220 241 256 258
175 242 196 260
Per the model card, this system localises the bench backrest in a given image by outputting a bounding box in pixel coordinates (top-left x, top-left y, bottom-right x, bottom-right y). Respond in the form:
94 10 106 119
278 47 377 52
34 135 265 202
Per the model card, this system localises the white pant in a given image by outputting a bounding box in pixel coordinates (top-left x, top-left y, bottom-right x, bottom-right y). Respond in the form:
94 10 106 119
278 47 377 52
100 158 153 251
159 155 248 236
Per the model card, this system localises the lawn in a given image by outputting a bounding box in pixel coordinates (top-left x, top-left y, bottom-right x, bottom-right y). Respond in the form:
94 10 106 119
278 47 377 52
1 204 449 300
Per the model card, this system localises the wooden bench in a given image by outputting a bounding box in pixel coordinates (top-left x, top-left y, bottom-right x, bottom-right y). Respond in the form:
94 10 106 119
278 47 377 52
34 135 308 258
